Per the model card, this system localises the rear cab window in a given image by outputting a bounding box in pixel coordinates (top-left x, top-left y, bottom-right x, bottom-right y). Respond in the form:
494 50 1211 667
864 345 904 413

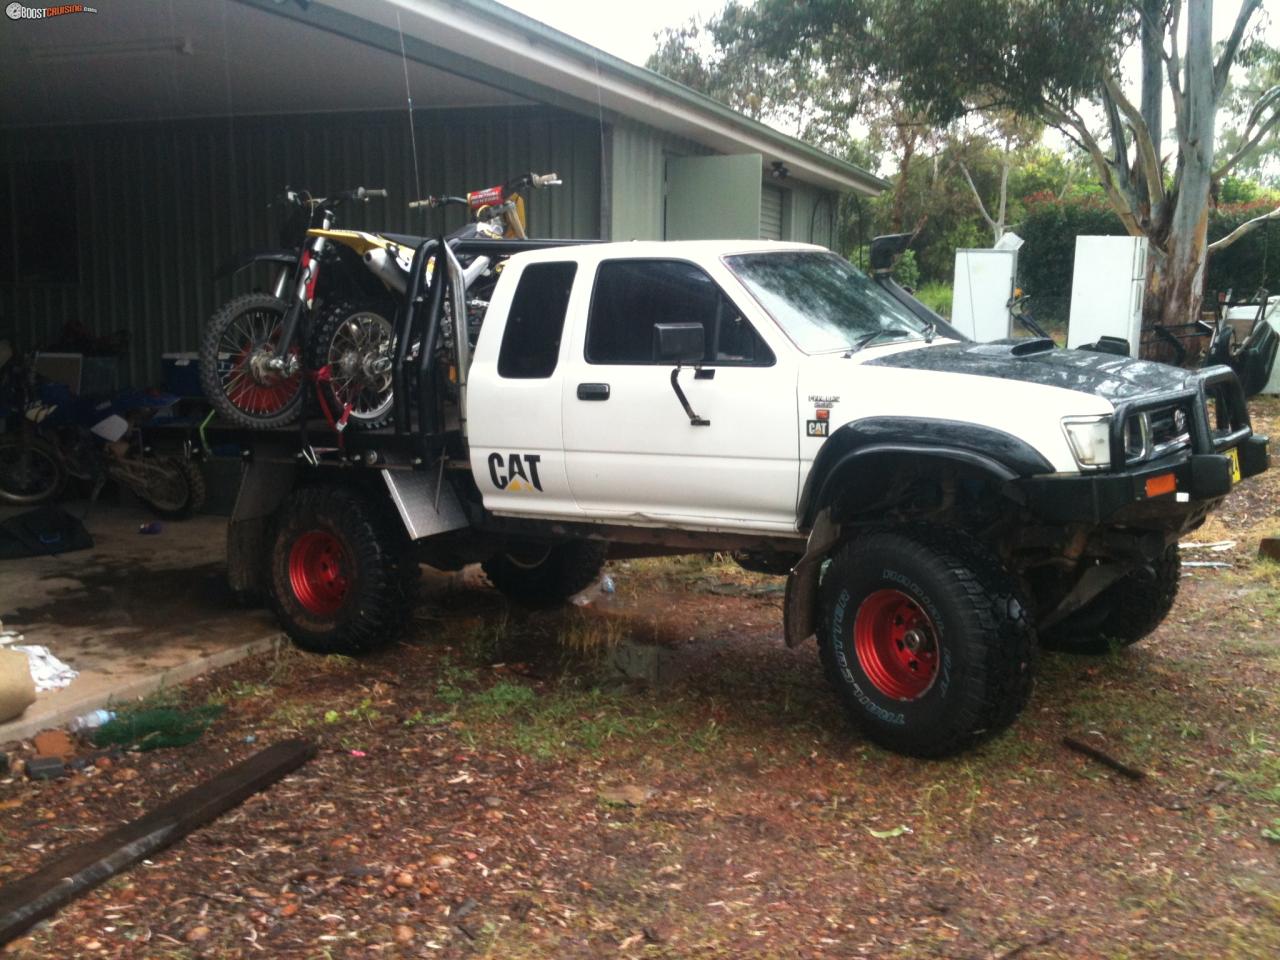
497 261 578 379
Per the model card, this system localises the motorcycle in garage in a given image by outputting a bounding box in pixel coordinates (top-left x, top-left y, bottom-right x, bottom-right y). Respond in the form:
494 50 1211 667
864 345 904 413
0 349 206 517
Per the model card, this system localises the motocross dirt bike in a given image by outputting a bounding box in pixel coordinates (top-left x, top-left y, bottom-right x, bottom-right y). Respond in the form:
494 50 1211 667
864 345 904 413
0 350 206 516
200 187 397 430
308 172 562 394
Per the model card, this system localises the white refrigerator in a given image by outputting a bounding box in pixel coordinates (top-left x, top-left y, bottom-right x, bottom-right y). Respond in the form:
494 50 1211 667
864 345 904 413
951 248 1018 342
1066 236 1149 354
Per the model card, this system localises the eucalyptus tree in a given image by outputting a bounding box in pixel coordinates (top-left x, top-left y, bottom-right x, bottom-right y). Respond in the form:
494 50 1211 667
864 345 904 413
650 0 1280 341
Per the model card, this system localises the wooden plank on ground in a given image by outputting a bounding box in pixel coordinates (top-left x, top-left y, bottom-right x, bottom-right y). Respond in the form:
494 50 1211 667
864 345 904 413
0 738 315 945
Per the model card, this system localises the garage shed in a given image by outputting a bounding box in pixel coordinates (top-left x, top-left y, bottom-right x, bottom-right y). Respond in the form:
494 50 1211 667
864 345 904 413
0 0 885 384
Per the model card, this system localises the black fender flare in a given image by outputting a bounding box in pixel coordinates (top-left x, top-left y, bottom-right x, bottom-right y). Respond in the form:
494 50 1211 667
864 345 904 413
797 417 1054 529
214 249 298 282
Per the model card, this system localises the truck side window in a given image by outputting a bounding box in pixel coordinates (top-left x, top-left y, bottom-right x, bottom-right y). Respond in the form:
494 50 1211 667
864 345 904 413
497 262 578 379
586 259 774 366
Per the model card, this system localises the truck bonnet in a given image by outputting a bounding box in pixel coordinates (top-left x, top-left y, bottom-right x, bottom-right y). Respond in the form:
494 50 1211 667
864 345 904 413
865 340 1197 402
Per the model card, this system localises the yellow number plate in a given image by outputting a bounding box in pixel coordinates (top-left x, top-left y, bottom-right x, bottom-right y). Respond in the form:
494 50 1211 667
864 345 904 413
1227 447 1242 484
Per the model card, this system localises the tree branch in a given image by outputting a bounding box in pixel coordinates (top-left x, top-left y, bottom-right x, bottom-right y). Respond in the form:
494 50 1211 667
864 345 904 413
1055 163 1077 202
1103 73 1166 214
1207 205 1280 254
1102 82 1132 184
957 161 998 235
1042 104 1145 238
995 157 1010 240
1214 109 1280 180
1215 0 1263 101
1164 0 1186 141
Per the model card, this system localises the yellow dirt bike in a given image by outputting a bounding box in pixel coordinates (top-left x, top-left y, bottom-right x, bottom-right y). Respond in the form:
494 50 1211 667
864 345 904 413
201 187 399 431
305 172 561 428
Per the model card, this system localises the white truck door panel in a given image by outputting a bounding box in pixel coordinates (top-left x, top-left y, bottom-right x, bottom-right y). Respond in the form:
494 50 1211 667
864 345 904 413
561 258 799 529
467 260 584 519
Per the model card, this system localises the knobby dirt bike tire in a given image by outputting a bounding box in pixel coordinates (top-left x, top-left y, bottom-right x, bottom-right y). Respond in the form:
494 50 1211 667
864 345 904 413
199 293 304 429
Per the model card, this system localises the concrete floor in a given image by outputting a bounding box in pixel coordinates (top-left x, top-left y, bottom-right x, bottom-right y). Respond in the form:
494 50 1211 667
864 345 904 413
0 501 280 744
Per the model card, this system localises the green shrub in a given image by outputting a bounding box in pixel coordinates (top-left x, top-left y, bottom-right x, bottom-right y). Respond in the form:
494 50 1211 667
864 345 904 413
1017 194 1280 318
1017 194 1124 315
1208 200 1280 299
892 248 921 289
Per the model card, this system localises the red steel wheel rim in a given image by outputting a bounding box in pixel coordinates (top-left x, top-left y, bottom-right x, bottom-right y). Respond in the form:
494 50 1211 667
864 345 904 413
853 589 940 701
288 530 350 616
226 342 300 416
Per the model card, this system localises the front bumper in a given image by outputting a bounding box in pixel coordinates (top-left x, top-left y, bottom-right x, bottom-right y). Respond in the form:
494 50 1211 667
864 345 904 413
1015 365 1270 526
1016 435 1268 524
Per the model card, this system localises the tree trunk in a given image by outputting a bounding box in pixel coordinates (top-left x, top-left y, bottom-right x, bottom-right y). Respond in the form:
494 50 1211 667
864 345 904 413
1142 0 1216 359
1137 0 1164 224
890 130 916 233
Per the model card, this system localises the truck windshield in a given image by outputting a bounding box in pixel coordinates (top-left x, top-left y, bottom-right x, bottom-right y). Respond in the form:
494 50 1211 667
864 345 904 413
725 251 935 354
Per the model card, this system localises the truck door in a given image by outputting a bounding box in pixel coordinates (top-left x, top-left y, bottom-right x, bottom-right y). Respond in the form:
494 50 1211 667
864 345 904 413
560 258 799 531
467 259 584 519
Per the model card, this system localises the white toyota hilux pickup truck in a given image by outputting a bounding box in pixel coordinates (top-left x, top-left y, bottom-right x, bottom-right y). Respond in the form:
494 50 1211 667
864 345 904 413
210 238 1268 758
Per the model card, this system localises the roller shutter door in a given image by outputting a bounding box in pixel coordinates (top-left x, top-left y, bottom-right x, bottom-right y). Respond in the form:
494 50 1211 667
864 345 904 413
760 184 784 240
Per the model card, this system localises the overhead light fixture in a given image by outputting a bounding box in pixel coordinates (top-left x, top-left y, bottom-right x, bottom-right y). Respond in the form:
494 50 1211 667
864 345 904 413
29 37 195 62
770 161 791 180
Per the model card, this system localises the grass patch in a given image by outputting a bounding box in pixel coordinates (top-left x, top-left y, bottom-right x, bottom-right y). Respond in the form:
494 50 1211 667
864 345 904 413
914 281 952 318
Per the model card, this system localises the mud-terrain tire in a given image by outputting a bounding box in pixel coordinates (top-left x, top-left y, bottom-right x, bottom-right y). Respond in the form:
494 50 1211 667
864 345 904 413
199 293 303 429
304 299 398 431
1040 546 1181 655
818 527 1036 758
483 540 608 607
268 485 415 654
139 456 207 519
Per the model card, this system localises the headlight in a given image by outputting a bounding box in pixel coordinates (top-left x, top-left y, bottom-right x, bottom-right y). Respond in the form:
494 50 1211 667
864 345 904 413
1062 416 1112 469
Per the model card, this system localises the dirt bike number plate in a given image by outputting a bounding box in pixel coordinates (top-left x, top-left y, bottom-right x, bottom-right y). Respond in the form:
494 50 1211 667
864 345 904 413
467 186 504 210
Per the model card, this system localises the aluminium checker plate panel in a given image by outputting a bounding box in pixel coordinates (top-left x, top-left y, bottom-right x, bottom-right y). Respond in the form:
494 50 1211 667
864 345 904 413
382 468 470 541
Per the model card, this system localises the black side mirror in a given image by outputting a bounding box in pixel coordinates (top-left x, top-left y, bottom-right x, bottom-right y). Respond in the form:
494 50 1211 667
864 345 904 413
653 323 705 364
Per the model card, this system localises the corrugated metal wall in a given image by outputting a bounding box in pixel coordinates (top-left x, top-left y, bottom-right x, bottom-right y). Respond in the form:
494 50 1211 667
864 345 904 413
607 118 710 242
760 184 785 241
786 182 837 249
0 105 602 385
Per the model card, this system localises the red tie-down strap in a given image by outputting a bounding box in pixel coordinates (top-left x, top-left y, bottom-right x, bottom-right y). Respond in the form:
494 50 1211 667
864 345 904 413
309 365 352 447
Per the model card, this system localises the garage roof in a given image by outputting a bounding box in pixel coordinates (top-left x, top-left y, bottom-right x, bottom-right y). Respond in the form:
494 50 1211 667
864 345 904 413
0 0 886 196
336 0 888 196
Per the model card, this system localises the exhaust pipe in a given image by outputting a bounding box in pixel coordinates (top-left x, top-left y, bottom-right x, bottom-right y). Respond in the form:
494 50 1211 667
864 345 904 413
462 256 491 290
363 247 408 294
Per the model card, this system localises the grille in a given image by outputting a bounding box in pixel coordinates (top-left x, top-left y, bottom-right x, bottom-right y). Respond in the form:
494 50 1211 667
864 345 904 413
1123 404 1192 464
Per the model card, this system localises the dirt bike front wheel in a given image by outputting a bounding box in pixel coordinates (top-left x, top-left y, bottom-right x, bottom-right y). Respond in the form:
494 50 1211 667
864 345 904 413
199 293 304 428
305 300 398 431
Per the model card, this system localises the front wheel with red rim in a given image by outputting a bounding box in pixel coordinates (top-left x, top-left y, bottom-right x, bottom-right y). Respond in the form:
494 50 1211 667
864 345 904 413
269 484 415 654
818 527 1035 758
853 589 940 701
199 293 304 428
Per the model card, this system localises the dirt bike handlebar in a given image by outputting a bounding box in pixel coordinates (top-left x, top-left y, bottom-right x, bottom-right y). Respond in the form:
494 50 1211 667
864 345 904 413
407 172 561 211
408 196 467 210
527 172 561 188
278 187 387 207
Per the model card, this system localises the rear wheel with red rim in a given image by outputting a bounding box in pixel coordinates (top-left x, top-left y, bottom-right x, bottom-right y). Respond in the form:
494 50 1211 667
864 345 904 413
288 531 351 616
819 527 1035 758
269 484 415 654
